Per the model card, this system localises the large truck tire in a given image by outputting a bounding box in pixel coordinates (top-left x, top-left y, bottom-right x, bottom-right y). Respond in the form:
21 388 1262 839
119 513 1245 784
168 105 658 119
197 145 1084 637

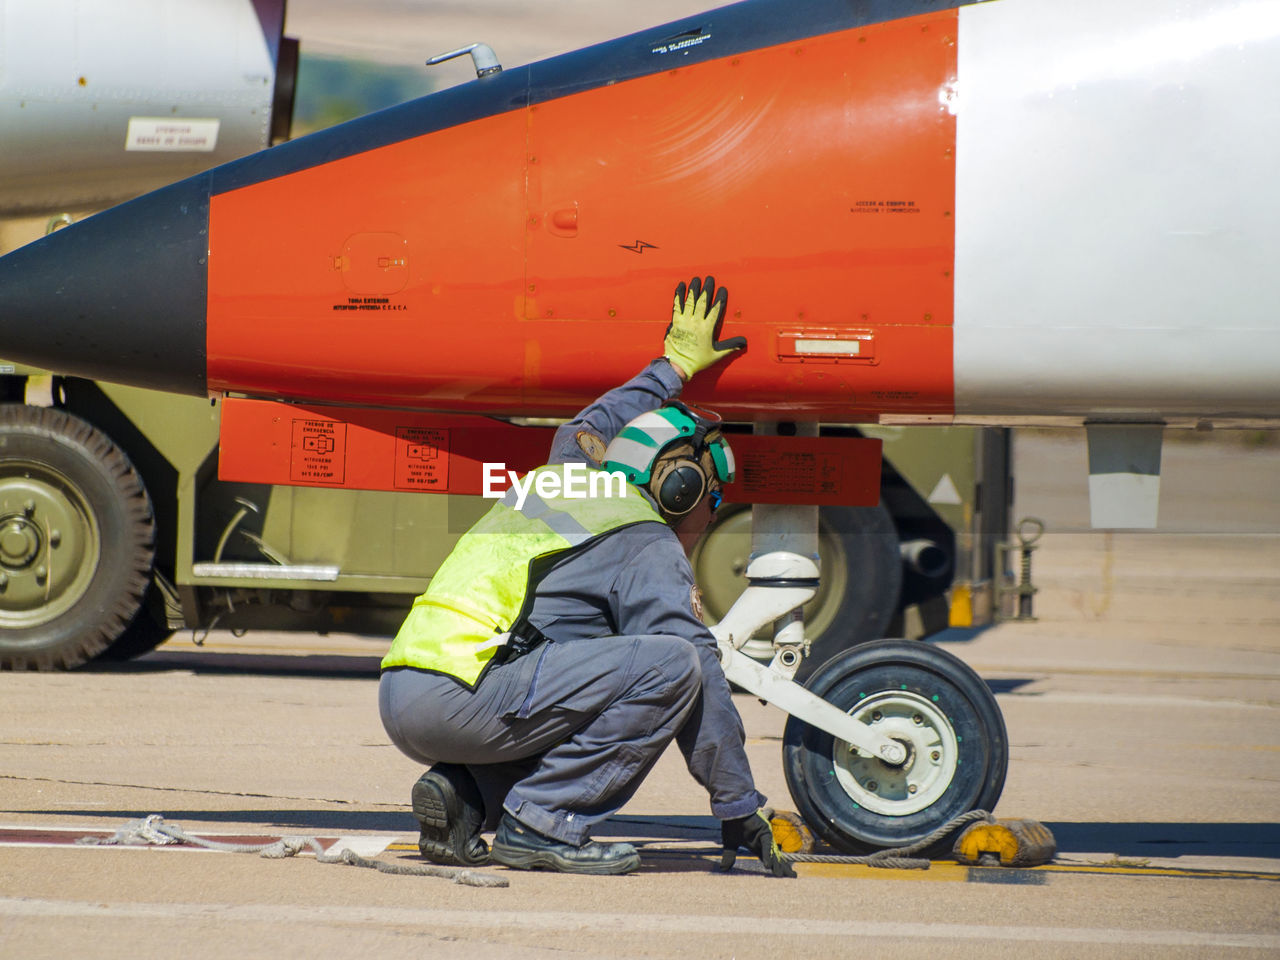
782 640 1008 855
692 503 902 678
0 405 156 670
100 590 173 661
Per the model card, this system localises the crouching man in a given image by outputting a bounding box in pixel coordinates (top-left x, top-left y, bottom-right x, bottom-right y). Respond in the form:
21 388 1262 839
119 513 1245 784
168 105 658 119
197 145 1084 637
379 277 793 877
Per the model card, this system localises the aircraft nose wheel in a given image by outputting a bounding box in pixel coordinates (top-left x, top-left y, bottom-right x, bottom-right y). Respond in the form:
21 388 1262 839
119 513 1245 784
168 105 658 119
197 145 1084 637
783 640 1008 856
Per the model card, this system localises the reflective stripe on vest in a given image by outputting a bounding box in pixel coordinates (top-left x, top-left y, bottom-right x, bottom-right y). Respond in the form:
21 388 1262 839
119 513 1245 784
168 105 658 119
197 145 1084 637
381 463 664 685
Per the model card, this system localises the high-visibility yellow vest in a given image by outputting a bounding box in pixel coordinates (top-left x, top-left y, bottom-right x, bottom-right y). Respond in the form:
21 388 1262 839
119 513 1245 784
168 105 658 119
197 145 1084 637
381 463 664 686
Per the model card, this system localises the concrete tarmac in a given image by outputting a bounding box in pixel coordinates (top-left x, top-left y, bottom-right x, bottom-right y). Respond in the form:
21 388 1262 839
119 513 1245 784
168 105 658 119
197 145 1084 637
2 432 1278 958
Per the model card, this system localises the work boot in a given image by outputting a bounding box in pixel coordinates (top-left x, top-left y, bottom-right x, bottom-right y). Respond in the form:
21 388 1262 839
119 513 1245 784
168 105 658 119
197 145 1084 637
411 764 489 866
490 813 640 875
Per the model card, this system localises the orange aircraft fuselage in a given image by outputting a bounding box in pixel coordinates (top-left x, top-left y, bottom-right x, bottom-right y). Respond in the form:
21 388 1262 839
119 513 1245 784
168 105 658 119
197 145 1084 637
206 8 956 422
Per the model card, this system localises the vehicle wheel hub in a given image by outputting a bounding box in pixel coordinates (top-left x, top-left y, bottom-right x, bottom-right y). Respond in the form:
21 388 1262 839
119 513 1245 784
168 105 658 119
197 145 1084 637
832 689 959 816
0 516 41 569
0 469 96 621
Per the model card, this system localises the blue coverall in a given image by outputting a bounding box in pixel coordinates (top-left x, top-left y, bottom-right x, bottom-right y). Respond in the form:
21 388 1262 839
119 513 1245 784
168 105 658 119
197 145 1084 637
378 358 764 846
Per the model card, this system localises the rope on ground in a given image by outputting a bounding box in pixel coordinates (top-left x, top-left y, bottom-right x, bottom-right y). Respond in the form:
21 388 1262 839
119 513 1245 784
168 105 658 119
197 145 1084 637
76 815 508 888
782 809 993 870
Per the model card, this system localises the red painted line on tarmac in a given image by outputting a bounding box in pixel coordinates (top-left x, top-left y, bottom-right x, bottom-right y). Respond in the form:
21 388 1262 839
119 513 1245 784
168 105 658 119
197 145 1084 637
0 825 342 851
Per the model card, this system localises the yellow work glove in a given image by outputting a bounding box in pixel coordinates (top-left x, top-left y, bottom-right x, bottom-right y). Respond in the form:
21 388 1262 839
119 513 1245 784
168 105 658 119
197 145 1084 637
663 276 747 379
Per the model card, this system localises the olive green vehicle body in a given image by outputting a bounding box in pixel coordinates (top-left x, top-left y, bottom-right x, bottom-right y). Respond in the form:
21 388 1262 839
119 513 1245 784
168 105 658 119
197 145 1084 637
0 362 1010 669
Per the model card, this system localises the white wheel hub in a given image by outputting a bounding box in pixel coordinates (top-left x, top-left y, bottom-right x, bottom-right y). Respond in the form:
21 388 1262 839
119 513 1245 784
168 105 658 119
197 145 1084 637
831 689 958 816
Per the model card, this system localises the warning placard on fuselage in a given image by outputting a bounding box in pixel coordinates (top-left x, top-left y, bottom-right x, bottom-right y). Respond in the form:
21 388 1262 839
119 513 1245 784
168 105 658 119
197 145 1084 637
729 436 880 506
290 419 346 484
394 427 449 489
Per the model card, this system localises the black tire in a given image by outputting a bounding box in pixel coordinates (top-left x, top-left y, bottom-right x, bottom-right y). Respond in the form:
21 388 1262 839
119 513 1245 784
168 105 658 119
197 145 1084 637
100 589 173 661
782 640 1008 855
0 405 156 670
691 503 901 678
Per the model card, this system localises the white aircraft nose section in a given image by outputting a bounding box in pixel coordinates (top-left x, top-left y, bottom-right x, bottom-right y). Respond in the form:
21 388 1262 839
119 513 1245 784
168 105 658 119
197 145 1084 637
952 0 1280 423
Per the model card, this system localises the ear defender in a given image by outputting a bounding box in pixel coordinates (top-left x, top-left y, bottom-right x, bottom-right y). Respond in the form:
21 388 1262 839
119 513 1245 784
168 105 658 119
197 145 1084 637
601 401 733 522
652 457 708 519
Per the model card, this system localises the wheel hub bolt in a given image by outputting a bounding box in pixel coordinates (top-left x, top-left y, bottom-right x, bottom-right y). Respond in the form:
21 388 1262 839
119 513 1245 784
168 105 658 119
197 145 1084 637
35 565 48 584
865 780 878 791
931 750 941 761
908 783 918 794
0 572 8 591
871 711 883 722
49 529 61 548
23 500 36 517
1 518 41 568
913 714 923 725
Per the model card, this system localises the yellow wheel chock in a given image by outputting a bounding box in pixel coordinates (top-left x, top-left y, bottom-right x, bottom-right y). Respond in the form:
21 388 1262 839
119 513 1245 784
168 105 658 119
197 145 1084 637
769 810 816 855
953 817 1056 867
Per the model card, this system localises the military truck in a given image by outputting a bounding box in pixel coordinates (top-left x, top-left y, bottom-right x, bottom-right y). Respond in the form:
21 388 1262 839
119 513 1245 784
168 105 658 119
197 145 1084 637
0 364 1010 671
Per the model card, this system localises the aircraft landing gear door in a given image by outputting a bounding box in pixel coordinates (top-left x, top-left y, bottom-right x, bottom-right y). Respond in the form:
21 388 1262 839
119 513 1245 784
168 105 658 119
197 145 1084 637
522 10 957 419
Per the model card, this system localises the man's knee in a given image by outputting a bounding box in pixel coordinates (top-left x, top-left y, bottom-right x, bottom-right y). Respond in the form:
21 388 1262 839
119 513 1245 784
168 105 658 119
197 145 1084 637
635 635 702 705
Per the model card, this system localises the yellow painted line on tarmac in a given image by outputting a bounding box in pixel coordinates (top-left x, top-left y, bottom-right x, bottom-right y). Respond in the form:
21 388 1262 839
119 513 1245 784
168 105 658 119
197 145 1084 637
796 861 975 882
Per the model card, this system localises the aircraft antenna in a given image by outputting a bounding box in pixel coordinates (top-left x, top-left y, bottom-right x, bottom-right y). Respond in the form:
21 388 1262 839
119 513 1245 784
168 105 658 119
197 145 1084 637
427 43 503 78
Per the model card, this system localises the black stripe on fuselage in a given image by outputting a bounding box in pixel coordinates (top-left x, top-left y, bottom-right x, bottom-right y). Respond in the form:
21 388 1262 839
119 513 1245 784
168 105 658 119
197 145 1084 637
211 0 977 196
0 173 212 395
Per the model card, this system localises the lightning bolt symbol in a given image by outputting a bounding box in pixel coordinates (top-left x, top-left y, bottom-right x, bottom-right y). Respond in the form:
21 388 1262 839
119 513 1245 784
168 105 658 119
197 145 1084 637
619 240 659 254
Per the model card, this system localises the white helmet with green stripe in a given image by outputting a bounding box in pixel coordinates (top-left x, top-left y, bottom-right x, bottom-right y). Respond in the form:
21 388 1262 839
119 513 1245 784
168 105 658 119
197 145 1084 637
603 402 735 520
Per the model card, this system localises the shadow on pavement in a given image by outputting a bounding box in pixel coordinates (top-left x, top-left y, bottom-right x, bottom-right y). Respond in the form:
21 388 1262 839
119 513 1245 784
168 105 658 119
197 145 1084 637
984 677 1038 694
1048 821 1280 859
84 651 382 679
